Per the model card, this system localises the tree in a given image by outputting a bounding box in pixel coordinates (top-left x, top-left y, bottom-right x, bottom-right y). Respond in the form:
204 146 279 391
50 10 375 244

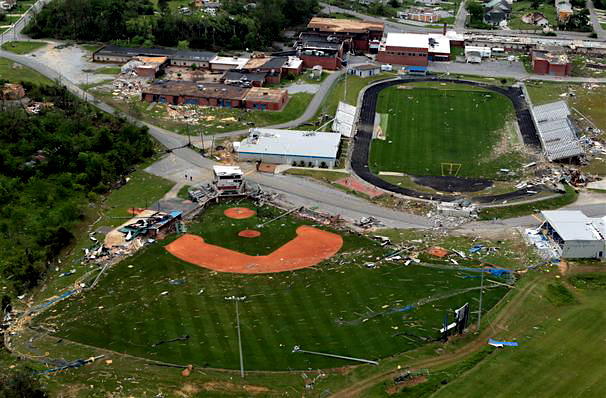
466 1 485 24
388 0 400 8
531 0 540 9
177 40 189 50
0 370 48 398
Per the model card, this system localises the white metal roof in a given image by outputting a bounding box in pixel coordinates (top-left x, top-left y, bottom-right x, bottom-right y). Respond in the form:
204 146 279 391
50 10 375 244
428 34 451 54
531 101 583 161
237 128 341 159
210 56 250 69
332 101 356 138
542 210 605 241
384 33 429 49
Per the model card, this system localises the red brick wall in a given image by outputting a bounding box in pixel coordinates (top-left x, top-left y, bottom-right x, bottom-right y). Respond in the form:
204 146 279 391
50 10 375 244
532 59 549 75
353 38 369 52
265 75 281 85
549 63 571 76
301 55 341 70
283 65 302 76
377 50 428 66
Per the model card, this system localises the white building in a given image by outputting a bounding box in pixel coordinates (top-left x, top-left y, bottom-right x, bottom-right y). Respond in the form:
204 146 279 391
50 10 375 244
348 63 381 78
531 101 584 161
212 166 244 194
209 56 250 71
236 128 341 168
540 210 606 260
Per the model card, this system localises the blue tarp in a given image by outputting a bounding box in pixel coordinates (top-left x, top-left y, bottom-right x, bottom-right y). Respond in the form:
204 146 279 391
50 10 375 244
406 66 427 72
461 267 512 277
488 338 519 347
29 289 78 314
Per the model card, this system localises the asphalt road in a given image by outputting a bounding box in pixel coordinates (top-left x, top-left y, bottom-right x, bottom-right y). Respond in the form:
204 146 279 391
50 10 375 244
588 0 606 40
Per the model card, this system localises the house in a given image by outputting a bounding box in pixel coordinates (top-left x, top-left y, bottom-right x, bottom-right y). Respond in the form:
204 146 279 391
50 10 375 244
521 12 550 27
376 33 450 66
93 45 217 69
141 81 249 108
296 32 345 70
236 128 342 168
244 87 289 111
532 49 571 76
306 17 384 53
530 100 583 161
1 83 26 100
556 0 573 22
483 0 512 25
539 210 605 260
348 63 381 77
209 56 250 72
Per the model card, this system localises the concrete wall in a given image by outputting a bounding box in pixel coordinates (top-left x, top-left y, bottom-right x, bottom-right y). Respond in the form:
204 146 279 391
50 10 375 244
562 240 606 259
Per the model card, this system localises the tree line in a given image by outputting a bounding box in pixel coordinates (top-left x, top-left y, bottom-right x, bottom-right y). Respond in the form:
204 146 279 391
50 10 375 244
24 0 319 51
0 83 154 294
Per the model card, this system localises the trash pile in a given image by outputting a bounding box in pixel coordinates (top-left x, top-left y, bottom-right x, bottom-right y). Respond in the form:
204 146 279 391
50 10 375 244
523 228 560 260
112 78 148 101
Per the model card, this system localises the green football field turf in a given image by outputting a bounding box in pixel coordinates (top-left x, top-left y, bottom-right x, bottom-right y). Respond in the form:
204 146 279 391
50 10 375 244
369 84 521 179
36 201 508 371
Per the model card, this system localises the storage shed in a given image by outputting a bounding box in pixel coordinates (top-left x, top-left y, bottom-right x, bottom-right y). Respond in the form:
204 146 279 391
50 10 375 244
540 210 606 260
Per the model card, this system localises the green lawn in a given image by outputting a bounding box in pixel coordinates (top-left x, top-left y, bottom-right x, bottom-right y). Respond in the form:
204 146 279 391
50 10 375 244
91 66 122 75
369 84 522 178
284 168 349 183
35 200 508 371
1 40 47 54
508 1 557 30
0 57 53 85
434 274 606 398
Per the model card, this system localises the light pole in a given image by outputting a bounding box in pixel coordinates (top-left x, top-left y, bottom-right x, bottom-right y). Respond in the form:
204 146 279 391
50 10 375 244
225 295 246 378
477 266 485 332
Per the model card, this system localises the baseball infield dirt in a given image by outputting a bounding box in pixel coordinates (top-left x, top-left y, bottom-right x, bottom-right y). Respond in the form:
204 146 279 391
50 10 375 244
238 229 262 238
224 207 256 219
165 226 343 273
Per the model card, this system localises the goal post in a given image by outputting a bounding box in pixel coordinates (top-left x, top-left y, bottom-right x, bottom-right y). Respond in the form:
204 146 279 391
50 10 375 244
440 163 462 176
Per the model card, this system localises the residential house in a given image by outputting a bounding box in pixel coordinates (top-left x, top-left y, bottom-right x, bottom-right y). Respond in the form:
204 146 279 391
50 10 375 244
483 0 512 25
556 0 573 22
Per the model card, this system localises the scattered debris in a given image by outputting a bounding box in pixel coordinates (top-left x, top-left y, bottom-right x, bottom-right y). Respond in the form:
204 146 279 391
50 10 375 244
488 338 519 347
152 335 190 347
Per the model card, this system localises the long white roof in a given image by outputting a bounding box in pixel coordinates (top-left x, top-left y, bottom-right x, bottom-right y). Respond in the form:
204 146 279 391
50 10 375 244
542 210 605 241
385 33 429 49
237 128 341 159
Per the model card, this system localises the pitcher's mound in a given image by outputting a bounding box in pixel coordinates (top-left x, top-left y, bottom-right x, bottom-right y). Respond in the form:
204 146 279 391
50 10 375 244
238 229 261 238
224 207 256 219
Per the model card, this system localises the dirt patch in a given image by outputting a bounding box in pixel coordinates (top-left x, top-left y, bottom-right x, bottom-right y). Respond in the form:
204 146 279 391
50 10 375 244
175 383 201 397
335 176 384 198
165 226 343 273
238 229 261 238
386 375 428 395
201 381 269 395
224 207 257 219
127 207 147 215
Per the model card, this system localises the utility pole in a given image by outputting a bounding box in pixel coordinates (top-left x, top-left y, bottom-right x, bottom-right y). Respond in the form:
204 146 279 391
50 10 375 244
226 296 246 378
477 266 485 332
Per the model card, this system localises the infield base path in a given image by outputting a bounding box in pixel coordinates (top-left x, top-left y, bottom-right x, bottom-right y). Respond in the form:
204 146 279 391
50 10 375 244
165 226 343 273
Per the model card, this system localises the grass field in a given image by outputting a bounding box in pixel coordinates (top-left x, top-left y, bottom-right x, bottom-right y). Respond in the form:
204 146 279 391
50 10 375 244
0 57 53 85
35 200 508 371
433 273 606 398
1 40 47 54
369 84 523 179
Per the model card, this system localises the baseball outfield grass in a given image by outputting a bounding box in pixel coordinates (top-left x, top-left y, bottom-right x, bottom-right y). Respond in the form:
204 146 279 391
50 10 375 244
369 83 524 179
433 273 606 398
35 200 508 371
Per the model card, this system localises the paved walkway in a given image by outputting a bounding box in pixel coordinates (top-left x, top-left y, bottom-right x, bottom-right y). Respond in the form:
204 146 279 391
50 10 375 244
588 0 606 40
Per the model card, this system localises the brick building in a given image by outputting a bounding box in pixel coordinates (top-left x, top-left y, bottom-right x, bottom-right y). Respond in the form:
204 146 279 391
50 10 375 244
244 87 288 111
142 81 248 108
377 33 451 66
93 45 216 68
532 50 571 76
141 81 288 111
306 17 384 53
297 33 345 70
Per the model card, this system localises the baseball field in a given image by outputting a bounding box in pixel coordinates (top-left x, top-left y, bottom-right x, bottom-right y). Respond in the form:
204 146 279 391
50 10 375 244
369 83 524 179
35 200 508 371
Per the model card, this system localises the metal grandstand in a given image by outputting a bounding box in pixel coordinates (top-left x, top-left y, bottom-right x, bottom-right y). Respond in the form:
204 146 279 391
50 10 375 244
530 100 584 161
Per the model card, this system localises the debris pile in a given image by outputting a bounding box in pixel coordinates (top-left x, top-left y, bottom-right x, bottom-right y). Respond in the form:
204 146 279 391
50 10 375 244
112 78 148 100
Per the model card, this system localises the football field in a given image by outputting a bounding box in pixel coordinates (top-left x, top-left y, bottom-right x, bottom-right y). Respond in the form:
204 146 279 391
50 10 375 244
369 84 522 179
